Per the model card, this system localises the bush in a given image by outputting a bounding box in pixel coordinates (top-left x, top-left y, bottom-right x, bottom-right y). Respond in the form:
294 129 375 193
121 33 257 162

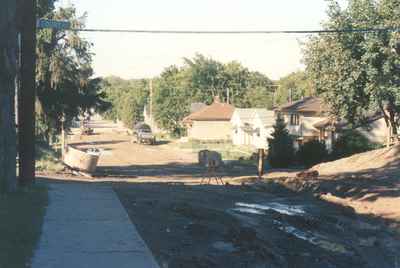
267 114 295 168
297 140 328 168
330 129 381 160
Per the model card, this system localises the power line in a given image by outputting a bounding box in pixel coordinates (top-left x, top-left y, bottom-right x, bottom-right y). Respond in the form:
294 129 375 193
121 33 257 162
71 27 399 35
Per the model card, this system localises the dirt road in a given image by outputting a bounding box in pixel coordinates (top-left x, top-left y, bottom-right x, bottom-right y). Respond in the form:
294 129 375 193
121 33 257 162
66 120 255 182
69 120 202 180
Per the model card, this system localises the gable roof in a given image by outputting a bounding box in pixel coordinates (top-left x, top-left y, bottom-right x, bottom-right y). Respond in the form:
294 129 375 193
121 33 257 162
231 108 275 128
254 110 275 126
190 102 207 113
231 109 258 123
183 99 234 122
278 97 329 114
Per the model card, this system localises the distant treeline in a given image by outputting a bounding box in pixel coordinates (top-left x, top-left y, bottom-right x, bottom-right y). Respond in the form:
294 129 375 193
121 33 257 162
101 54 312 135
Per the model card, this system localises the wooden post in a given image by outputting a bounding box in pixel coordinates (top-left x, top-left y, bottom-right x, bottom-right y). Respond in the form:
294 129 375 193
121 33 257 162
257 148 265 179
61 119 66 160
18 0 37 185
0 0 18 193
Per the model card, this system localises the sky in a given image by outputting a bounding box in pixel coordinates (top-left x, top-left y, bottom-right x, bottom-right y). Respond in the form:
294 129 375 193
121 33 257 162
57 0 343 80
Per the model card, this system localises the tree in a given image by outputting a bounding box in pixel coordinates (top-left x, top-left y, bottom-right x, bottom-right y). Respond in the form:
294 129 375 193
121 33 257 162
35 6 107 141
153 67 190 136
149 54 274 136
0 0 17 192
303 0 400 143
267 114 295 168
183 54 225 103
101 76 148 127
275 71 313 105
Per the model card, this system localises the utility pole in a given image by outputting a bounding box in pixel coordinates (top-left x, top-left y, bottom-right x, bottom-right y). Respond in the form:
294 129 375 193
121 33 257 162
18 0 37 185
0 0 18 192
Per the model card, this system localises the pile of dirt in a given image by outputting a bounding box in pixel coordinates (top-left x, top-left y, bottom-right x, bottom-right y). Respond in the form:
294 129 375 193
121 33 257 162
283 144 400 222
312 144 400 176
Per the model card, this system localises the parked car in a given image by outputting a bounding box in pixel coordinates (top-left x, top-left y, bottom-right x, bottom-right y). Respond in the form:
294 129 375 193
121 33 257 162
131 122 156 145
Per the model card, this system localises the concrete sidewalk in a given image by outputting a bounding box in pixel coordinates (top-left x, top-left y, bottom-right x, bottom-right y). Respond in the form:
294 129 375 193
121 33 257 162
31 182 160 268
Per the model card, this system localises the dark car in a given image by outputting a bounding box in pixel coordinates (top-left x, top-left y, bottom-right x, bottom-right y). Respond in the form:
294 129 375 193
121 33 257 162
131 122 156 145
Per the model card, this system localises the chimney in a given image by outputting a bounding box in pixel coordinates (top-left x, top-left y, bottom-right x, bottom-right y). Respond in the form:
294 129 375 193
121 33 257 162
213 96 221 103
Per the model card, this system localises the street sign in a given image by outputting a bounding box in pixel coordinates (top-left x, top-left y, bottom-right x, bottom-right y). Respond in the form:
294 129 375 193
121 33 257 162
37 19 71 30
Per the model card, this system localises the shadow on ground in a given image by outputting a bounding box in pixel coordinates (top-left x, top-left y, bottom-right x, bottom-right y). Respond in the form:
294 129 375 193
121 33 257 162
110 180 400 268
95 162 257 179
282 158 400 203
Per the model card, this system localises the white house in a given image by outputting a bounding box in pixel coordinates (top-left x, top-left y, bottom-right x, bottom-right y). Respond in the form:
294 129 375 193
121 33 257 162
231 109 275 149
252 109 275 149
231 109 254 146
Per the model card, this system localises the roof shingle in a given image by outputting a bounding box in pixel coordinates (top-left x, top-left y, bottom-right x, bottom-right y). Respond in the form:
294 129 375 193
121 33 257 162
279 97 329 114
183 99 234 122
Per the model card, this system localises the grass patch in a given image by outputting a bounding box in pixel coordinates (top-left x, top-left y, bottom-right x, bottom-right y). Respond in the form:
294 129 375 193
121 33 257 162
36 142 64 172
175 140 256 161
0 184 48 268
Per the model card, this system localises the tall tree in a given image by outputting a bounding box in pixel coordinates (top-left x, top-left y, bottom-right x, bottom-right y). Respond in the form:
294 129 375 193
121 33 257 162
35 6 106 141
267 114 294 168
304 0 400 141
153 66 190 135
101 76 148 126
0 0 17 192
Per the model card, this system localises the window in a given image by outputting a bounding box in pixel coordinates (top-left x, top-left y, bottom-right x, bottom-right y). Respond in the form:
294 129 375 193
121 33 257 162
290 114 300 125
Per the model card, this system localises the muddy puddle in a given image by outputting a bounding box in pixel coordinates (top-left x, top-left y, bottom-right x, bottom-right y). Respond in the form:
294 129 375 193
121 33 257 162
234 202 306 216
231 202 352 255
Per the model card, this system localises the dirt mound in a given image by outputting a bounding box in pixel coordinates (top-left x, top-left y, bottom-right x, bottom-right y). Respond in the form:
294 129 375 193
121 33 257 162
312 144 400 176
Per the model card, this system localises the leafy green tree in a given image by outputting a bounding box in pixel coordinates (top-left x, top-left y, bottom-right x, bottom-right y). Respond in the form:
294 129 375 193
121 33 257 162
267 114 295 168
275 71 313 105
101 76 148 127
303 0 400 141
182 54 274 107
183 54 225 103
153 67 190 136
35 5 108 141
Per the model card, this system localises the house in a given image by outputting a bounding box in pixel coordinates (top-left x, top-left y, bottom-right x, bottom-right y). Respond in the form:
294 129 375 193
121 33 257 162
182 96 234 141
277 97 330 149
252 109 275 149
231 109 255 146
231 109 275 149
314 112 395 149
190 102 207 113
279 97 396 151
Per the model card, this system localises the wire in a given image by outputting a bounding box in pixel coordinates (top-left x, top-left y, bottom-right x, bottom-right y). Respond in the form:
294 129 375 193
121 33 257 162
71 27 399 34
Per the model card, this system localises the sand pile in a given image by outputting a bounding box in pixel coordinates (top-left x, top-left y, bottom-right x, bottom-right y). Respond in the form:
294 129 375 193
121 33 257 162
312 144 400 176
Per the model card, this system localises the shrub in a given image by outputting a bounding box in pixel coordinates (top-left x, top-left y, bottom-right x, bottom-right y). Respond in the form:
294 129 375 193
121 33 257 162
330 129 381 160
267 114 295 168
297 140 328 168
